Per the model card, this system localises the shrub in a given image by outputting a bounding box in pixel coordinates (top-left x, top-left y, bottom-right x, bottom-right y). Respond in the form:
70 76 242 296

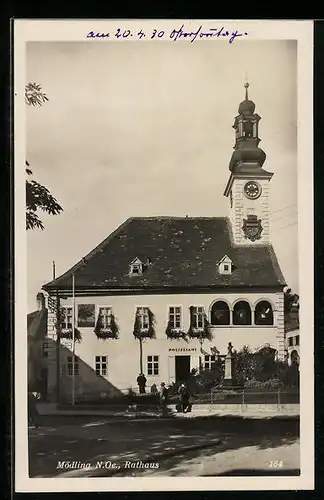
244 378 283 390
189 359 224 393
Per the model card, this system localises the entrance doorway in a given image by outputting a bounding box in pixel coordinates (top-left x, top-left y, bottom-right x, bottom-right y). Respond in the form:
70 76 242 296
175 356 190 384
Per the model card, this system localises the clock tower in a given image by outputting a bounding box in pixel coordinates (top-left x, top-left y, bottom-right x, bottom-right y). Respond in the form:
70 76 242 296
224 83 273 246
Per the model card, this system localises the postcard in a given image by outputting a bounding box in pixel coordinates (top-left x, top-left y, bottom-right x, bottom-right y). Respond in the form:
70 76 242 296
14 19 314 492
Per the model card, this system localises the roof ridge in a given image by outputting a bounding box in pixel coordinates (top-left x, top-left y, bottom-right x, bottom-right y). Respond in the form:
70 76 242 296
267 244 287 286
130 216 228 220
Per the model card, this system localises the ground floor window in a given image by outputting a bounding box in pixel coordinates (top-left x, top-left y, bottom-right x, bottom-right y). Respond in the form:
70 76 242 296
147 355 159 375
42 341 49 358
204 355 216 370
67 356 79 376
95 355 108 376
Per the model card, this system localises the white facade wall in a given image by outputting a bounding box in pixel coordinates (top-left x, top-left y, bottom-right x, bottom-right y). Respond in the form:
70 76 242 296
230 177 271 245
45 290 285 398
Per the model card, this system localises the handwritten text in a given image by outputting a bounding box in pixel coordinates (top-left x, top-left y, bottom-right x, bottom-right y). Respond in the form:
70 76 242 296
87 25 248 44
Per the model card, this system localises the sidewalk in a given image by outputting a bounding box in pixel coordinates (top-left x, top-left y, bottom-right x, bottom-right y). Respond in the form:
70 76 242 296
37 402 299 420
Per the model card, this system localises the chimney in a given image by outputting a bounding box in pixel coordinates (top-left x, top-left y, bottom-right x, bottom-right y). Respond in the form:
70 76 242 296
36 292 45 310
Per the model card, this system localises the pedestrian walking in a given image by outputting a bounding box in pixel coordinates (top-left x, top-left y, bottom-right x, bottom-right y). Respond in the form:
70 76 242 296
28 391 40 428
178 382 190 413
150 383 158 394
159 382 168 416
137 373 147 394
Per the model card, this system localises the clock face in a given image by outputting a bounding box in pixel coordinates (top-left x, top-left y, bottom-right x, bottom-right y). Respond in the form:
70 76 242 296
244 181 262 200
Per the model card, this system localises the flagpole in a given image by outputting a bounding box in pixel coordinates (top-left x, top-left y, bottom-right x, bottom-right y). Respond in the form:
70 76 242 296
72 273 75 406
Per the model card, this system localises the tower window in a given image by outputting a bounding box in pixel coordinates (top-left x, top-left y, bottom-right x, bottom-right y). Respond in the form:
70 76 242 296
243 120 253 137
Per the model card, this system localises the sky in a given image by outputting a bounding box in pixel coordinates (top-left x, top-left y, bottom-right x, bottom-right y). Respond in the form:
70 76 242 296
26 40 298 312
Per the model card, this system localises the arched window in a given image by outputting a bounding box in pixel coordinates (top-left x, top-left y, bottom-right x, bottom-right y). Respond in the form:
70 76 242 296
210 301 230 326
254 301 274 325
233 301 251 325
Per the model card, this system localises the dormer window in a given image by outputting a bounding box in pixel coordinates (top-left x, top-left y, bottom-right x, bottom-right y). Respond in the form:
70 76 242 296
218 255 233 275
129 257 143 276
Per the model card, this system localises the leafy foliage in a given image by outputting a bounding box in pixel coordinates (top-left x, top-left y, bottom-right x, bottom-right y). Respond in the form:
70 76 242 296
284 287 299 313
189 344 299 393
190 357 225 393
25 83 49 106
165 320 188 341
187 307 212 340
133 309 156 339
94 311 119 340
25 84 63 230
234 345 299 388
244 378 283 389
59 327 82 342
55 307 82 342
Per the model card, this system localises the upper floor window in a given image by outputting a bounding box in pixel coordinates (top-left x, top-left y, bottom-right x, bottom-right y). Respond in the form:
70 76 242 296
137 307 149 330
295 335 300 346
288 337 294 347
210 301 230 326
98 307 112 330
129 257 143 276
169 306 181 329
254 301 274 326
192 306 205 329
61 306 72 330
233 301 252 325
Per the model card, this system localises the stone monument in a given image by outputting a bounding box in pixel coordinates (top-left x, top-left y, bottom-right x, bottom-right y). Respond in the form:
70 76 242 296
223 342 236 386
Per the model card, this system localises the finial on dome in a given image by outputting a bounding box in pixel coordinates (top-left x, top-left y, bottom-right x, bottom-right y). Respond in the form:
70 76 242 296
244 81 249 100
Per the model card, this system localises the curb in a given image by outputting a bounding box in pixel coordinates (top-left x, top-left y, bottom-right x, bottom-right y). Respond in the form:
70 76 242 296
57 438 223 478
40 412 300 421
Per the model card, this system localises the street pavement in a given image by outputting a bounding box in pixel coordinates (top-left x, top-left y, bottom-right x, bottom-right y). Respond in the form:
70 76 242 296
28 415 300 478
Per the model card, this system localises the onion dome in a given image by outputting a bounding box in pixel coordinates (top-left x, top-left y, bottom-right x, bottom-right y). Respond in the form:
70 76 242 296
229 146 266 172
238 82 255 116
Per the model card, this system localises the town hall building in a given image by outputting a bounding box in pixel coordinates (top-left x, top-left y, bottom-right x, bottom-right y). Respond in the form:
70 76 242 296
42 83 287 400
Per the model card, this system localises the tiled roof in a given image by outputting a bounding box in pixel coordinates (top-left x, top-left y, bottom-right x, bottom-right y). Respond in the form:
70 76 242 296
43 217 286 292
27 309 48 340
284 310 299 333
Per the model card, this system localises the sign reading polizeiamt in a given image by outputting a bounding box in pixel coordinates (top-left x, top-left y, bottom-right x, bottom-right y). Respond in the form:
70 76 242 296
168 348 197 352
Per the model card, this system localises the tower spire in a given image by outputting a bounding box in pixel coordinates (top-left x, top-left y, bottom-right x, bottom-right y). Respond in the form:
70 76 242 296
244 81 249 100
